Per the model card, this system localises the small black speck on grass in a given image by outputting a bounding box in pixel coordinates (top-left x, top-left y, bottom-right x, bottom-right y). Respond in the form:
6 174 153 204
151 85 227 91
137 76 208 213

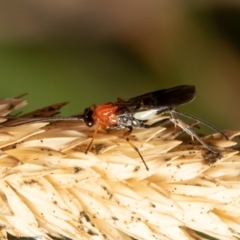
74 167 82 173
87 230 98 236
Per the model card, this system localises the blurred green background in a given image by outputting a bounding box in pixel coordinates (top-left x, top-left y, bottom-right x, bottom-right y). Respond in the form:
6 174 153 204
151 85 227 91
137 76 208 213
0 1 240 133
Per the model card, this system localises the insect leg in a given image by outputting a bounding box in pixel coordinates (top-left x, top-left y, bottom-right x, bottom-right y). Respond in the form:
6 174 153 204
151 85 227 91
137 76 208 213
123 126 149 170
85 124 101 154
170 111 218 153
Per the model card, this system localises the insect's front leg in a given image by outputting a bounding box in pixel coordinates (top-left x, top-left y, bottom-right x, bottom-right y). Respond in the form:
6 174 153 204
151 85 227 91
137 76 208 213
85 124 101 154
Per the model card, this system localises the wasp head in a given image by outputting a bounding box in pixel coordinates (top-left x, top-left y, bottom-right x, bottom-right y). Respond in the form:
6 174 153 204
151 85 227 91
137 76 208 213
83 108 95 127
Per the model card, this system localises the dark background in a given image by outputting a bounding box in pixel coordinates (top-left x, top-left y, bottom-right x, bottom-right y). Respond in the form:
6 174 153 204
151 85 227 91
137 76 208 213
0 1 240 133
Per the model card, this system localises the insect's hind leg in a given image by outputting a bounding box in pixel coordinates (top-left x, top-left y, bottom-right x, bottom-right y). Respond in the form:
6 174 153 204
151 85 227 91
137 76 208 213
169 111 218 153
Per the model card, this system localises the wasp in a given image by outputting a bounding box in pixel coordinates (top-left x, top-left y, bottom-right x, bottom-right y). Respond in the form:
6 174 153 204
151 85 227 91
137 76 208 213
0 85 227 170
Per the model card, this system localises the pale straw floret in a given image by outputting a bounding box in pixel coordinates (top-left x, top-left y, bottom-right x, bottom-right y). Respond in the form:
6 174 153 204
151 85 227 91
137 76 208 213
0 98 239 240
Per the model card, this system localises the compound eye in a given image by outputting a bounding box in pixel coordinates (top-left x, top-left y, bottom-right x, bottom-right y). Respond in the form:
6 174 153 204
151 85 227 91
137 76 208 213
83 108 94 127
84 108 93 117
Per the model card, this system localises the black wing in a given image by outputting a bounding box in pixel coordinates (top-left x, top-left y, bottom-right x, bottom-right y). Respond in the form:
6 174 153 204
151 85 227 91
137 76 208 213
115 85 196 112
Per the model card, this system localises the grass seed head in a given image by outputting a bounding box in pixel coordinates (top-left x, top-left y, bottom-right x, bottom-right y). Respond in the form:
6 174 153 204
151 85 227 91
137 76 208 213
0 97 239 240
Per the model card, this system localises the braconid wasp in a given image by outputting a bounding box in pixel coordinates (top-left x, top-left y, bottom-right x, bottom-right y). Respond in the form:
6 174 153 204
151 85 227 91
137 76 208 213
0 85 227 170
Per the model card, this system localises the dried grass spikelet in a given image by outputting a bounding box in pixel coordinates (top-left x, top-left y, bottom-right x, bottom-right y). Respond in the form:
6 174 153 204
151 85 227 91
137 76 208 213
0 97 239 240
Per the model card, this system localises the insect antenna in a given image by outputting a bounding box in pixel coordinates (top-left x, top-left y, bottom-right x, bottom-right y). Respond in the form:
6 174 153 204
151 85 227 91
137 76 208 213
172 110 228 140
0 115 84 127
